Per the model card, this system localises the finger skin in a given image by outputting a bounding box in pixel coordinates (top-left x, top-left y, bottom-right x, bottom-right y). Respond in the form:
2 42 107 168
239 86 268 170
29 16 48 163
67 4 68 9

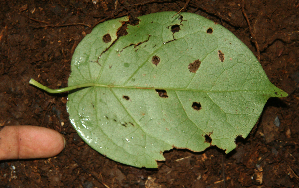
0 126 65 160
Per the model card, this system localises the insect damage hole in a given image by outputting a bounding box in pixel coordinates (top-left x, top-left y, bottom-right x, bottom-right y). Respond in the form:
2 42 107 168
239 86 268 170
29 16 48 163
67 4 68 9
188 59 201 73
123 95 130 100
155 89 168 98
235 135 245 144
218 50 225 62
152 55 160 66
128 15 140 26
204 134 212 143
102 34 111 43
171 24 180 33
192 102 202 110
117 22 128 37
207 27 213 34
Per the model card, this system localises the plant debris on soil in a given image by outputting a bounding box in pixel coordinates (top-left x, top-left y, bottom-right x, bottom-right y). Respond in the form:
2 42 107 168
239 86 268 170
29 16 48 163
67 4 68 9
0 0 298 187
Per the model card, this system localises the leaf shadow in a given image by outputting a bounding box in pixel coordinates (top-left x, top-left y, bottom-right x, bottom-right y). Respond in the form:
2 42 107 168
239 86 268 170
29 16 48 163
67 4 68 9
265 97 288 108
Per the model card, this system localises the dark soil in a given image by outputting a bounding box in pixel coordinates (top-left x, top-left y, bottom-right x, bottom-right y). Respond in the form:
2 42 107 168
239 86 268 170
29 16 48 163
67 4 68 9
1 0 298 187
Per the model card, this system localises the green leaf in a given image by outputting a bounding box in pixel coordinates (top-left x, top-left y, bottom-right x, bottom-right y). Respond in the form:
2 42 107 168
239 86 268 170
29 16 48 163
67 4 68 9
30 12 287 168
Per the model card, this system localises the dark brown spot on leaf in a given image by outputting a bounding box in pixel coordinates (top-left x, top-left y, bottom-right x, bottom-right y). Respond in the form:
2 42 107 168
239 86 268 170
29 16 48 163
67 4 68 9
192 102 201 110
102 34 111 43
178 15 184 21
204 134 212 143
188 59 201 73
123 95 130 100
152 55 160 66
218 50 224 62
121 122 127 127
117 22 128 37
155 89 168 98
171 25 180 33
207 28 213 34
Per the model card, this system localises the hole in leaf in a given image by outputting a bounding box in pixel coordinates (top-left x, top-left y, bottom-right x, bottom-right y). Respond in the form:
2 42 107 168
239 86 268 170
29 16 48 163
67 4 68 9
128 15 140 26
155 89 168 98
102 34 111 43
117 22 128 37
207 27 213 34
192 102 202 110
235 135 246 144
123 95 130 100
152 55 160 66
218 50 225 62
171 25 180 33
188 59 201 73
204 134 212 143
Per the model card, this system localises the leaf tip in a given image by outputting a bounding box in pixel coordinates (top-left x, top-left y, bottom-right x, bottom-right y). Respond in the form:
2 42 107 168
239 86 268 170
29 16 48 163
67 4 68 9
273 89 288 98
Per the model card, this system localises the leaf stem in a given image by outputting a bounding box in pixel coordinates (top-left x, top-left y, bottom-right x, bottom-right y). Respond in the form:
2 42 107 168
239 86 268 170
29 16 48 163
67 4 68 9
29 78 94 94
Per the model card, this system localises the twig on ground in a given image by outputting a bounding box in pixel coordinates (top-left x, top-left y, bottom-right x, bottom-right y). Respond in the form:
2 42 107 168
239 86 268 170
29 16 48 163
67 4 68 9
173 0 191 17
93 0 173 28
260 30 299 51
241 0 261 61
30 23 91 28
73 158 111 188
28 17 51 25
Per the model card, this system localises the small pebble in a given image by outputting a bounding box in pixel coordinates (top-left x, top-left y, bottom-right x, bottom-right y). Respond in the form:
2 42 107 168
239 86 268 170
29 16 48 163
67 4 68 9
274 116 280 127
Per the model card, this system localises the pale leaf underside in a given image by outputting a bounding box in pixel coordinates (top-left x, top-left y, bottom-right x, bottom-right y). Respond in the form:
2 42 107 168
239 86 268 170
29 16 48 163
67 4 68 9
67 12 287 168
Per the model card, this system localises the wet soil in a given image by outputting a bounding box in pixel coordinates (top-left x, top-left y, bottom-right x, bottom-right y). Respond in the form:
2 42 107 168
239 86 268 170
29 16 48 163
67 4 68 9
0 0 298 187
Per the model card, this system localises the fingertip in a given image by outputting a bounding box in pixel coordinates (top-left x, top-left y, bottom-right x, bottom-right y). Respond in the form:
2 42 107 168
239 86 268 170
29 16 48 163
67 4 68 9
0 126 66 160
18 126 66 159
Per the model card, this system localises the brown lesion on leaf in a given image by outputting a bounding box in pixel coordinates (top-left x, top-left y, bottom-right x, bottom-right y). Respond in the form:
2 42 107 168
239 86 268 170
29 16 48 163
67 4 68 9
188 59 201 73
116 22 128 37
207 27 213 34
119 35 151 53
121 122 128 127
102 33 111 43
192 102 201 110
116 15 140 37
204 134 212 144
97 17 140 65
152 55 160 66
123 95 130 100
218 50 224 62
171 24 180 33
155 89 168 98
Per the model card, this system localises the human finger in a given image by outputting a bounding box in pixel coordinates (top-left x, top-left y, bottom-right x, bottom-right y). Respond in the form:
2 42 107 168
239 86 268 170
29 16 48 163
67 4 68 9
0 125 65 160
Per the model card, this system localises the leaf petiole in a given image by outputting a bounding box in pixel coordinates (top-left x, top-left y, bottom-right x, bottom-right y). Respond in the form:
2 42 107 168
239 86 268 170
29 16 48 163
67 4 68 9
29 78 94 94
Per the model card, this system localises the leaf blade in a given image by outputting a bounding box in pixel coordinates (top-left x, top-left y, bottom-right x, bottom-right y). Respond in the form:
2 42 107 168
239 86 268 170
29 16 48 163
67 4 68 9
67 11 287 168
